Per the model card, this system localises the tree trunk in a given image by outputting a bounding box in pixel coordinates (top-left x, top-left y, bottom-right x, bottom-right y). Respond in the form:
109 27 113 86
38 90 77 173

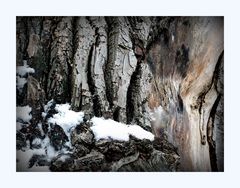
16 16 223 171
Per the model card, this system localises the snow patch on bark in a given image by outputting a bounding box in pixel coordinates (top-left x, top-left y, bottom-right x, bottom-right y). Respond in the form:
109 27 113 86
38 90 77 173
90 117 154 141
16 61 35 92
47 103 84 138
17 60 35 77
16 105 32 123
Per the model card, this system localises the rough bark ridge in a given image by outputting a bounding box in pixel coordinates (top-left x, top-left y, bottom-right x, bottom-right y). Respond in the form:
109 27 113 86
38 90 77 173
16 16 223 171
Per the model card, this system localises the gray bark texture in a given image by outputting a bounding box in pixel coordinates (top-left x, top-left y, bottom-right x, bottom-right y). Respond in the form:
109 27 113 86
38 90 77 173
16 16 223 171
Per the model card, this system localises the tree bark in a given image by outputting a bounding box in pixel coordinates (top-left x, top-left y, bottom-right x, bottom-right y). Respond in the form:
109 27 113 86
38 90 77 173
16 16 224 171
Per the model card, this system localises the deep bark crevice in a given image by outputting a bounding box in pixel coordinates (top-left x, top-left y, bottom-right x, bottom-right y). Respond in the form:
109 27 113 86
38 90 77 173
113 106 120 122
65 57 72 103
87 44 102 117
66 17 79 104
207 94 221 171
22 17 30 62
126 62 142 125
206 50 224 171
43 34 52 101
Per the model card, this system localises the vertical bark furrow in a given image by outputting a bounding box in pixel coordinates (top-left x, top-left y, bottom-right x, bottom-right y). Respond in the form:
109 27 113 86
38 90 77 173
126 63 142 125
48 17 73 103
88 17 109 117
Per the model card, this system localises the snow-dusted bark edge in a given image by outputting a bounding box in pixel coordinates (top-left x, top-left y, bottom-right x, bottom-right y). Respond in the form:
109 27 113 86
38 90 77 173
16 100 179 172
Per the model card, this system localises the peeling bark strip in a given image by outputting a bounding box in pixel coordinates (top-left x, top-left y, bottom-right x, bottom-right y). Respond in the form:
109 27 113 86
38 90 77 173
16 16 223 172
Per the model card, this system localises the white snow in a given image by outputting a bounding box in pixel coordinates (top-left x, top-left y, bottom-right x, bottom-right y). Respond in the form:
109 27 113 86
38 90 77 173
16 61 35 77
17 147 50 172
90 118 129 141
28 165 50 172
32 138 42 146
58 154 70 162
16 76 27 92
43 99 54 114
17 101 82 171
127 125 154 140
90 117 154 141
16 122 25 131
42 99 54 118
16 105 32 123
41 136 59 159
47 103 84 138
16 99 155 171
16 135 69 171
17 148 45 171
37 123 45 136
16 61 35 92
